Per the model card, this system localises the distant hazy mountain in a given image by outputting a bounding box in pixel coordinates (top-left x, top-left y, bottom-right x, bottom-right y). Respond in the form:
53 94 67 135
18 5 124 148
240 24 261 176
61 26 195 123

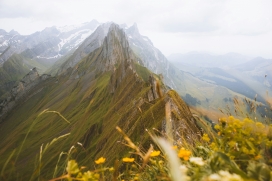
233 57 272 94
0 20 100 65
169 52 272 104
168 52 250 68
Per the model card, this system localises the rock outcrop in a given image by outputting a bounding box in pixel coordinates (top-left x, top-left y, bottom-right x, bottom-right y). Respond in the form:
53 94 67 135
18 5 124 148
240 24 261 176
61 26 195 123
0 68 51 121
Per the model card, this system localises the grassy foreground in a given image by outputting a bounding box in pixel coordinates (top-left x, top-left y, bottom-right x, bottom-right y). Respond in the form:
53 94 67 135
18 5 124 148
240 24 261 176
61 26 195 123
46 117 272 181
2 106 272 181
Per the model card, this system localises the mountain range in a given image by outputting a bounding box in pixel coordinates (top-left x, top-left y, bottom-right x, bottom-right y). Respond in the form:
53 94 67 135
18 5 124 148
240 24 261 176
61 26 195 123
1 19 270 127
0 22 202 180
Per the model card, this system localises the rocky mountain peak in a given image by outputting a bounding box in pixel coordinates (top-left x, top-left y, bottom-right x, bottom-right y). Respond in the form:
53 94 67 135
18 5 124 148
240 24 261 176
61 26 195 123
21 67 39 84
126 23 140 37
83 19 100 29
41 26 60 36
100 23 132 71
9 29 19 35
0 29 7 34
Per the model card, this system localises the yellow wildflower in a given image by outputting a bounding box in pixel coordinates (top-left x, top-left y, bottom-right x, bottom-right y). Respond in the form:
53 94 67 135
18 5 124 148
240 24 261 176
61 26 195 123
172 145 178 150
122 157 135 163
254 154 262 160
214 124 220 130
229 116 235 121
202 134 210 142
158 160 164 165
95 157 106 164
94 173 100 179
150 150 161 157
178 148 191 161
228 141 236 148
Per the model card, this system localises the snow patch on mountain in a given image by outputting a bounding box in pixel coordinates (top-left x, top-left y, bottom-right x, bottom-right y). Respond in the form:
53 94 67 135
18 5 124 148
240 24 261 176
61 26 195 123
0 20 100 65
0 40 9 47
143 37 149 41
37 54 62 59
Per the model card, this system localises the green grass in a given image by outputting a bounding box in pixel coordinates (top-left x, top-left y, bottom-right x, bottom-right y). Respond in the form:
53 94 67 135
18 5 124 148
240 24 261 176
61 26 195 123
0 53 53 99
0 52 201 180
134 62 150 82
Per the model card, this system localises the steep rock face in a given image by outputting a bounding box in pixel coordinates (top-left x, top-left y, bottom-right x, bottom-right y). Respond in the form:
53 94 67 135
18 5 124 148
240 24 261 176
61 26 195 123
163 90 200 144
124 23 177 98
10 67 40 98
0 68 51 121
56 23 111 74
100 24 133 72
67 23 141 85
147 75 161 101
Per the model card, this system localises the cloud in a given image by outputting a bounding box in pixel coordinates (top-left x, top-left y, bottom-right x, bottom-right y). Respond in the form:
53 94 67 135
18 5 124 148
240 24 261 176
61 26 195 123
0 0 272 58
0 1 33 18
161 19 218 33
1 0 271 35
216 0 272 36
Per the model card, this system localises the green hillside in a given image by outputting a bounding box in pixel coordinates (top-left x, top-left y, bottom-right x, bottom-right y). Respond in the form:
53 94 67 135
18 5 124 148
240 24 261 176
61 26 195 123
0 53 53 99
0 54 31 98
0 25 200 180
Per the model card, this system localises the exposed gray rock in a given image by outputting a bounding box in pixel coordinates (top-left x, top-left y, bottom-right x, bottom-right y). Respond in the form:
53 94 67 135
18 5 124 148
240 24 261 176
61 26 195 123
147 75 159 101
161 92 201 145
101 23 132 71
0 68 51 121
123 23 176 89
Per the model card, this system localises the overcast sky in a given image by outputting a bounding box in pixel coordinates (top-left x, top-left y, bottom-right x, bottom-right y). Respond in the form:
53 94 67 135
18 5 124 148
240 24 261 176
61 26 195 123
0 0 272 58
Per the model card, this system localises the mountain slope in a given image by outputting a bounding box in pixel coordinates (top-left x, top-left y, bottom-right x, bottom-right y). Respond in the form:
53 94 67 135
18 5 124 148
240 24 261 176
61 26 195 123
121 24 252 116
0 53 52 99
0 21 100 100
54 22 112 75
0 24 200 180
0 54 33 99
170 54 272 104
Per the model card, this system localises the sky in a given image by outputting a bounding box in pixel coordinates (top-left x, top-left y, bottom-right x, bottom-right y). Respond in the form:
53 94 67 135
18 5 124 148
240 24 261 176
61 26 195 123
0 0 272 58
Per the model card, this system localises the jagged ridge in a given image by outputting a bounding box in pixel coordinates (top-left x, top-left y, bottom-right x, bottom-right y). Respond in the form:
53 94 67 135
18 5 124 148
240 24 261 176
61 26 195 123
0 23 201 180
